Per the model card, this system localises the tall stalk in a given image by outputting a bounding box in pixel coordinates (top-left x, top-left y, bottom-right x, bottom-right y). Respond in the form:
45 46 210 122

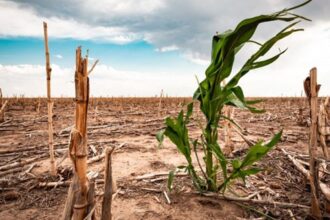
72 47 89 220
43 22 56 176
62 47 98 220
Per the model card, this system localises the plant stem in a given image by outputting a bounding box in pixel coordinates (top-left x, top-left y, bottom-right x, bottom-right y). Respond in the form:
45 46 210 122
205 123 217 191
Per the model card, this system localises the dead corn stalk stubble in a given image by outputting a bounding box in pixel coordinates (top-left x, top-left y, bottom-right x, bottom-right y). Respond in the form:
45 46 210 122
306 68 322 218
0 88 3 122
303 68 330 218
318 96 330 159
0 88 8 123
101 147 115 220
62 47 94 220
43 22 56 176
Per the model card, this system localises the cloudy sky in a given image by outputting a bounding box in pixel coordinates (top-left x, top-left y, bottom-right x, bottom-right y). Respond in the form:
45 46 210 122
0 0 329 97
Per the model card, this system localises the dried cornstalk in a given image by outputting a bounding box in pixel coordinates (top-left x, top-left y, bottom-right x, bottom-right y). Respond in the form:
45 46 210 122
0 100 8 123
297 107 305 126
88 59 99 75
201 192 310 209
70 47 90 220
318 96 330 213
318 97 329 159
0 167 23 178
0 154 46 172
86 181 96 220
282 148 330 214
318 161 330 213
36 98 41 114
304 68 322 218
158 89 163 117
101 147 115 220
0 88 8 123
0 88 3 122
43 22 56 176
62 174 79 220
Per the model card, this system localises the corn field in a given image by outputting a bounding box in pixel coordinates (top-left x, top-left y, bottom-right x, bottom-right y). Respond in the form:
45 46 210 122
0 0 330 219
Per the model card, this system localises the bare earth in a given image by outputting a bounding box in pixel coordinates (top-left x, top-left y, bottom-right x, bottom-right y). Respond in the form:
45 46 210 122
0 97 317 219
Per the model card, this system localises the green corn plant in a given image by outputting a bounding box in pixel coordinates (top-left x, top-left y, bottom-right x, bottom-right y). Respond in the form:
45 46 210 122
157 0 311 192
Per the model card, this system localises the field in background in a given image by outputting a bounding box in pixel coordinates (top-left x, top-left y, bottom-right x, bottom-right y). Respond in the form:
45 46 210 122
0 97 322 219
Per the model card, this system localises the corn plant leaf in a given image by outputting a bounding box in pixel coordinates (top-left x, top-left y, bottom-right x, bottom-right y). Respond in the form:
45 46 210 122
156 129 165 148
164 116 191 160
225 91 265 113
185 102 194 122
246 99 264 105
251 49 287 69
226 27 303 89
241 130 282 167
231 159 242 170
285 0 311 11
241 167 262 176
209 143 228 179
163 109 199 184
231 86 265 113
235 167 262 184
222 131 282 191
220 115 242 131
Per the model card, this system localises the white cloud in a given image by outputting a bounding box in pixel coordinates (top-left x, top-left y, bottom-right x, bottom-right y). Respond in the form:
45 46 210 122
55 54 63 59
155 45 179 52
0 1 139 43
0 63 197 97
183 52 210 66
82 0 165 16
0 64 72 96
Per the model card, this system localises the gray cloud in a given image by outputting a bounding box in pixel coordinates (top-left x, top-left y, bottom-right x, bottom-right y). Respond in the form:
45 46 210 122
6 0 328 61
1 0 330 97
